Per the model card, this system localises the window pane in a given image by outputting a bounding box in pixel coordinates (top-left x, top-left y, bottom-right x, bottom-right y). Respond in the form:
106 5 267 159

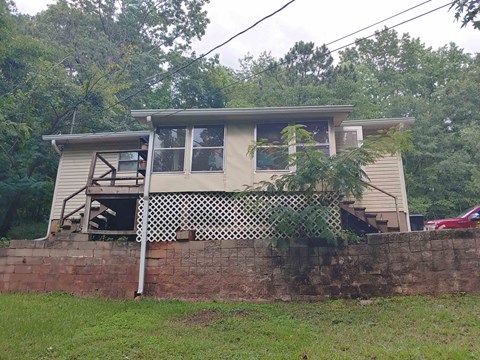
257 123 287 144
153 149 185 172
300 122 329 144
335 130 358 150
155 127 186 148
192 148 224 171
119 152 138 161
193 125 224 147
118 161 138 172
256 147 289 170
296 145 330 156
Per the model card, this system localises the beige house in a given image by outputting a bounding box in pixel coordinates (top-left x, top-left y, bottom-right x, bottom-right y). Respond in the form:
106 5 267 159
43 106 414 242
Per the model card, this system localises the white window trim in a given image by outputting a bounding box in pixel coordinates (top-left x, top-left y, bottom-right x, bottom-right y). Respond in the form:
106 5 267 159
152 126 187 174
190 124 226 173
335 125 363 153
254 120 332 172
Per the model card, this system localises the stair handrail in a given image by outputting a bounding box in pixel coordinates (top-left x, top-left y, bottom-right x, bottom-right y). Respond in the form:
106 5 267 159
361 180 401 230
60 169 113 227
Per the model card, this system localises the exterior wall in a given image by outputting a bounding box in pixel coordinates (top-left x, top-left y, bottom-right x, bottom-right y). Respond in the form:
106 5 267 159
150 123 255 193
2 229 480 300
51 141 139 220
356 154 408 213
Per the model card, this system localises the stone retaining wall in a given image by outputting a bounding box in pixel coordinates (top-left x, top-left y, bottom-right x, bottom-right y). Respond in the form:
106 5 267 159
1 229 479 300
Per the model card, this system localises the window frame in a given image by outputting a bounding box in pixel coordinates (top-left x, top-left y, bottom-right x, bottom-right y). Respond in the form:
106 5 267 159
254 120 332 172
117 151 139 173
335 126 363 153
190 124 226 173
152 125 187 173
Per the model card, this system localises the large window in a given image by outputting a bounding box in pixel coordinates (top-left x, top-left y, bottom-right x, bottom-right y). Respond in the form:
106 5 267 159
256 123 289 171
255 121 330 171
191 125 224 172
153 126 186 172
118 152 139 172
296 121 329 155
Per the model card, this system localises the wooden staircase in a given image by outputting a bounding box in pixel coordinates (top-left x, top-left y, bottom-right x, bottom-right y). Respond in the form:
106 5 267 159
340 199 400 234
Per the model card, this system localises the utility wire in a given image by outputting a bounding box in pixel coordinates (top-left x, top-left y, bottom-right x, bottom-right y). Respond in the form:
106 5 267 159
325 0 432 46
104 0 298 111
134 0 441 119
218 1 453 95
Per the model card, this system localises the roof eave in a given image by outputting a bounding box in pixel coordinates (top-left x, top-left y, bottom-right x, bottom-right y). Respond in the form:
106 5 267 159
42 130 150 145
131 106 355 126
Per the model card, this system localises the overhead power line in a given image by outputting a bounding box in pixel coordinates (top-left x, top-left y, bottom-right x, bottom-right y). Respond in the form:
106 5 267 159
147 0 453 120
218 1 454 95
325 0 433 46
123 0 440 120
105 0 298 111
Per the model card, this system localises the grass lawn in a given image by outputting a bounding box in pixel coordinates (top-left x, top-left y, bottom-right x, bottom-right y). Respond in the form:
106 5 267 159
1 293 479 359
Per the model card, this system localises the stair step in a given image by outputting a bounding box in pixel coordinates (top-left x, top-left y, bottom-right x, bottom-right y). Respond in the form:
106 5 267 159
376 219 389 233
365 213 377 218
387 226 400 232
89 221 100 229
341 200 355 206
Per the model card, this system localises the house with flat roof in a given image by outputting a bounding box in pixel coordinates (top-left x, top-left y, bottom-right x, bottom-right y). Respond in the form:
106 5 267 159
43 106 414 243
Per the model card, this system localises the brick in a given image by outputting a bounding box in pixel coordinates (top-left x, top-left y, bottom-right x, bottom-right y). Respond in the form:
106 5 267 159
147 249 167 259
452 238 476 250
12 248 34 257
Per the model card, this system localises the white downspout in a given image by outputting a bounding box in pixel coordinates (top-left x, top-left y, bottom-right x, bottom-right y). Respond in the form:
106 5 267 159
136 126 155 296
34 140 62 241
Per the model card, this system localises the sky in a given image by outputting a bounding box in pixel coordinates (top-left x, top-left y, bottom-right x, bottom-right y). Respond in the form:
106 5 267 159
14 0 480 68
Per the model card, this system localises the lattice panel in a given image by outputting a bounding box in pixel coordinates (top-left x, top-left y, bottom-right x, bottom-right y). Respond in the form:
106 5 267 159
137 192 340 242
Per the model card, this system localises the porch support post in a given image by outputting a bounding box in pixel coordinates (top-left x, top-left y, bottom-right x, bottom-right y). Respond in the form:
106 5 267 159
136 128 155 296
81 195 92 234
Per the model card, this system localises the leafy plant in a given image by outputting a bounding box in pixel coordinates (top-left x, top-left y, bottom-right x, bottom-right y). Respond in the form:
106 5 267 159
243 125 411 248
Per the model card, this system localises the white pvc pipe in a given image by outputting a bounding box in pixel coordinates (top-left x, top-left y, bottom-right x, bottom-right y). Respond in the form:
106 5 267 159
136 129 155 296
34 140 62 241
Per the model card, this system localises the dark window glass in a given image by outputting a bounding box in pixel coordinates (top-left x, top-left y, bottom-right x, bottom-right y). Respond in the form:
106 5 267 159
193 125 224 147
257 123 287 144
301 122 329 144
153 149 185 172
192 149 224 171
256 147 289 171
191 125 224 172
154 126 186 172
155 127 186 148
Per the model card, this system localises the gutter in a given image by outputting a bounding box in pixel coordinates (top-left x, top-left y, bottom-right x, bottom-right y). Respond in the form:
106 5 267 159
136 127 155 297
34 140 62 241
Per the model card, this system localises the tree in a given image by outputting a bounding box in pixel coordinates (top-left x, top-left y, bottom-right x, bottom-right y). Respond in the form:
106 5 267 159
0 0 212 237
451 0 480 29
243 125 411 247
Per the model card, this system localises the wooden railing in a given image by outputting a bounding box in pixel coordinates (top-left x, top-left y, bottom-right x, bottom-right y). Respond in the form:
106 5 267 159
87 149 147 187
59 149 147 227
362 180 401 229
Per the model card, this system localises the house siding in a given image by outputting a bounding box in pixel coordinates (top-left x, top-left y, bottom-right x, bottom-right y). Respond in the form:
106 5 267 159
51 141 139 220
356 154 407 213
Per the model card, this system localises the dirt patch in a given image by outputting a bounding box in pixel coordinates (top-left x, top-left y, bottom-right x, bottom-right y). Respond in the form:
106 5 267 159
182 309 220 326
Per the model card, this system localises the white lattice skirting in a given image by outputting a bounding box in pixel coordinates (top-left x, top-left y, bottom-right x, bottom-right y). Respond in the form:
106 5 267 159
136 192 341 242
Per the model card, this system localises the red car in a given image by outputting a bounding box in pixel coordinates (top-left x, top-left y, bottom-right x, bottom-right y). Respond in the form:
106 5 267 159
424 205 480 230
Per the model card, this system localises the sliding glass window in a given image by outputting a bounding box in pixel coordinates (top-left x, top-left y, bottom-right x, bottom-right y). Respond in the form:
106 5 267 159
153 126 186 172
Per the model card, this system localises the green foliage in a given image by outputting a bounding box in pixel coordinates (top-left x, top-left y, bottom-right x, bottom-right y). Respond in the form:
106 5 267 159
243 125 410 247
0 0 212 236
451 0 480 29
6 221 47 239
